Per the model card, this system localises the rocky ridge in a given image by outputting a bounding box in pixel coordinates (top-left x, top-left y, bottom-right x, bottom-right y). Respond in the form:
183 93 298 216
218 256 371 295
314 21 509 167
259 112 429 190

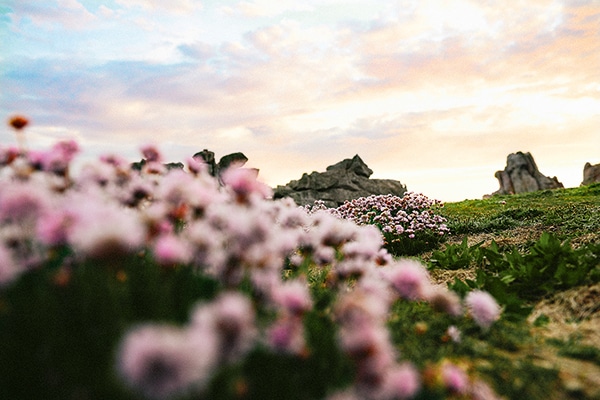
273 155 407 207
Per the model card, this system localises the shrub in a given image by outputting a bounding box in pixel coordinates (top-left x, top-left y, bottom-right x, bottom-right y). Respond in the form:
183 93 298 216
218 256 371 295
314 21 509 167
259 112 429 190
305 193 450 256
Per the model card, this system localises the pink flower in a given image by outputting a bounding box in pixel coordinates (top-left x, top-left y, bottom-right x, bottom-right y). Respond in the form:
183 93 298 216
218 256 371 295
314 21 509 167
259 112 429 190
266 316 306 355
446 326 462 343
465 290 502 330
0 244 18 286
35 140 80 175
118 324 217 399
186 156 208 175
140 144 163 163
427 287 463 316
0 145 19 166
271 279 313 315
339 324 395 370
68 197 145 260
0 183 48 223
221 167 272 201
191 292 257 362
36 209 74 246
153 234 193 266
384 259 431 300
441 363 469 394
380 362 421 399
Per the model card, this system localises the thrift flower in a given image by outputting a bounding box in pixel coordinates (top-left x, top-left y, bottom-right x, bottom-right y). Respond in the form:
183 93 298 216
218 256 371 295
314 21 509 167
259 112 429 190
445 326 462 343
68 197 145 260
0 183 49 223
383 259 431 300
0 244 18 286
36 209 73 246
118 325 217 399
380 362 421 399
465 290 502 330
140 144 163 163
441 362 469 394
191 292 257 362
427 287 463 316
221 167 272 201
271 279 313 315
267 316 306 355
153 233 193 266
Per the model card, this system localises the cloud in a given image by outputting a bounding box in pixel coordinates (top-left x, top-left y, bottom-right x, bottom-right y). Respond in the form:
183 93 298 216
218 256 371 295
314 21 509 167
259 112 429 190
228 1 314 18
114 0 201 14
3 0 600 200
8 0 96 29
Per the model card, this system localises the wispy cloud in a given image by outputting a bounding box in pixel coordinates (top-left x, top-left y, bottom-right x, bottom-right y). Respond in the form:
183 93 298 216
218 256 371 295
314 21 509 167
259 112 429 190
2 1 599 200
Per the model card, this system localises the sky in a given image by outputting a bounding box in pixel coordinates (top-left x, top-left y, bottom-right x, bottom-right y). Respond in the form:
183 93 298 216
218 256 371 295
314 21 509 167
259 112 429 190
1 0 599 202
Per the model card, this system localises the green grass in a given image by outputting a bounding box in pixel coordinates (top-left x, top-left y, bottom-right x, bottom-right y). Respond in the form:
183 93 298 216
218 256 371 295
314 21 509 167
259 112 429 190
420 183 600 399
440 183 600 244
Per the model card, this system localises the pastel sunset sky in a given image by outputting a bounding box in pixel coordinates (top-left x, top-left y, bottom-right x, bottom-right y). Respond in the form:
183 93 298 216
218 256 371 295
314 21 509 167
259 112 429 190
2 1 599 201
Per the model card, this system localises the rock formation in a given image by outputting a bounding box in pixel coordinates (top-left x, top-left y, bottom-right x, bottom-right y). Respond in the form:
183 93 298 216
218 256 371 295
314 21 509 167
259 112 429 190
273 155 407 207
582 162 600 185
192 150 249 177
132 150 250 177
493 151 563 195
131 159 184 171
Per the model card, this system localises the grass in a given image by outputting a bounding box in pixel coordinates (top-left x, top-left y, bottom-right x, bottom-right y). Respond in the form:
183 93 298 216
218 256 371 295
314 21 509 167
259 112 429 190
440 183 600 246
421 183 600 399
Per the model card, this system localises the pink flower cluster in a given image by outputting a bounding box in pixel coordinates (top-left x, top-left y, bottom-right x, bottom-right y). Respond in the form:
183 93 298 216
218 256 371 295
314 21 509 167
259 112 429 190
0 141 502 399
305 193 449 242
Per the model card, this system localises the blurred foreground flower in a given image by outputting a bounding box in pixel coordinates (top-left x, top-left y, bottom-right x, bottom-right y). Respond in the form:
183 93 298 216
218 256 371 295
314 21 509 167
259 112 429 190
465 290 502 330
118 325 217 399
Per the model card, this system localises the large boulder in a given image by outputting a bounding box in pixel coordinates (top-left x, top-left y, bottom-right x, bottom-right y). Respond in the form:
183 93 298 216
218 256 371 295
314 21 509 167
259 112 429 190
582 162 600 185
493 151 563 195
273 155 407 207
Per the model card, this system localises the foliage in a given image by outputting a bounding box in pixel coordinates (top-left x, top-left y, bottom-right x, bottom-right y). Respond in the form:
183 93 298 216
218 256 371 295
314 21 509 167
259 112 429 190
430 233 600 319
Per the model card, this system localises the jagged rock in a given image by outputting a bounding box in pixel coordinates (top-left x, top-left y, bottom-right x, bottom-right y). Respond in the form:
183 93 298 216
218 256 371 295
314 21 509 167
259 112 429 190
582 162 600 185
492 151 563 195
132 150 250 178
130 159 183 171
218 152 248 171
193 149 217 175
273 155 407 207
192 150 248 177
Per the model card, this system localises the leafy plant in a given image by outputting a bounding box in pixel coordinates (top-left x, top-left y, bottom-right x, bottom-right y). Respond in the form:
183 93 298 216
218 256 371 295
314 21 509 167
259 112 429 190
433 233 600 319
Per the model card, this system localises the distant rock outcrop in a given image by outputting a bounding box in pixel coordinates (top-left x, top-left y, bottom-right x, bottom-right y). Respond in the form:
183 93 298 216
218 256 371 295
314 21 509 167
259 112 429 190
131 159 184 171
493 151 563 195
132 149 250 178
273 155 407 207
192 149 248 177
582 162 600 185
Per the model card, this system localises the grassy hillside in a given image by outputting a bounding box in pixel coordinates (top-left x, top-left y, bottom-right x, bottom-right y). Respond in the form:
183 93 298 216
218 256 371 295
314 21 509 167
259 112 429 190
440 183 600 247
421 183 600 399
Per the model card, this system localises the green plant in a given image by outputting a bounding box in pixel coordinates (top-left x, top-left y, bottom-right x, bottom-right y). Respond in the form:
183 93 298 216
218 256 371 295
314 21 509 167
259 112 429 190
433 233 600 320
